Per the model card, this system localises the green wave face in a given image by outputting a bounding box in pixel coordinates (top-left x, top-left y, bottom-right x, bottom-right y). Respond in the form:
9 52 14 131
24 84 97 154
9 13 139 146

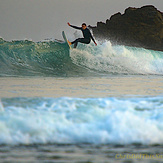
0 39 72 76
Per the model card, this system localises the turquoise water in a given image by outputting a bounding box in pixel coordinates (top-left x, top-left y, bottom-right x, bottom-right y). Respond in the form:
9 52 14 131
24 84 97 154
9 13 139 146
0 37 163 162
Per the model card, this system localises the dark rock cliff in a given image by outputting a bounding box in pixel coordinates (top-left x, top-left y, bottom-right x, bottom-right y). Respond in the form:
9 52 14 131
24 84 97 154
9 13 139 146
89 5 163 51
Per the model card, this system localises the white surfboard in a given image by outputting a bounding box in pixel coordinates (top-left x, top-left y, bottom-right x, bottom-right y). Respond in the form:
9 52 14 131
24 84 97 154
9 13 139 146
62 31 72 49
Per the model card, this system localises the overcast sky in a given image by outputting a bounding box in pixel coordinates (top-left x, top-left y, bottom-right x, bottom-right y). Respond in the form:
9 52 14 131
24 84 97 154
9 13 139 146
0 0 162 41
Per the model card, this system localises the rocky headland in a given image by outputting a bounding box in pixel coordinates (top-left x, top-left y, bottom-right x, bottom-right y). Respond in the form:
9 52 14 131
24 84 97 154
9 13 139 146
89 5 163 51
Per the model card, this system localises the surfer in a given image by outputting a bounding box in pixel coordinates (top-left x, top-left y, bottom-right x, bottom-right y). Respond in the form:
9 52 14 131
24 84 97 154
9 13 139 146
67 22 97 48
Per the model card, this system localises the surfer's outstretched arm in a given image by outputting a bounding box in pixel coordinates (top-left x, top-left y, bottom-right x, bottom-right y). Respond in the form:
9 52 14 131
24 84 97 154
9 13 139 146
90 33 97 46
90 34 97 45
67 22 81 30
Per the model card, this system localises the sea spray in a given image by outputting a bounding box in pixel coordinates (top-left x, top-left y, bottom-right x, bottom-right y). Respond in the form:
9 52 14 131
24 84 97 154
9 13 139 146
70 41 163 75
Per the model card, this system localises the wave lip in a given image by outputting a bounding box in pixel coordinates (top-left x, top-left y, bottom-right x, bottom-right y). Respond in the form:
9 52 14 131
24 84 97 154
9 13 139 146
0 97 163 145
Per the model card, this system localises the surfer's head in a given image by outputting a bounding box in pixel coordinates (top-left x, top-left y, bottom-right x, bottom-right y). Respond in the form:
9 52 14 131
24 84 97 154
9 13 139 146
82 23 87 30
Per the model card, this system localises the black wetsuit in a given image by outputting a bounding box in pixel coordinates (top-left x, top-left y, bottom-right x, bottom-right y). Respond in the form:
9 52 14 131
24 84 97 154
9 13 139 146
70 25 96 48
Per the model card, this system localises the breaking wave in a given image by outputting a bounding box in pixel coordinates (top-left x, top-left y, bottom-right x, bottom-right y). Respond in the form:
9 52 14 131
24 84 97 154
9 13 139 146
0 38 162 76
0 96 163 145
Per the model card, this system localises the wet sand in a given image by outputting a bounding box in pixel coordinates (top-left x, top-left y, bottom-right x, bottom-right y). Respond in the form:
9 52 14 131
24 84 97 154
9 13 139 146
0 75 162 98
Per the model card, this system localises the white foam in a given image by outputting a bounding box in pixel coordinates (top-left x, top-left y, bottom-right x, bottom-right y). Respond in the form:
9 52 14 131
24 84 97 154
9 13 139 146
0 97 163 145
70 41 163 75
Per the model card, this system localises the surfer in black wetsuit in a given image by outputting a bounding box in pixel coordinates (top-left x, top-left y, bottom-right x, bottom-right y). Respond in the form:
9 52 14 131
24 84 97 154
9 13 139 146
67 22 97 48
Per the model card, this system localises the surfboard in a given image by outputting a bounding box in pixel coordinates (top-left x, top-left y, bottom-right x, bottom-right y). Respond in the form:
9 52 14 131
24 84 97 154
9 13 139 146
62 31 72 49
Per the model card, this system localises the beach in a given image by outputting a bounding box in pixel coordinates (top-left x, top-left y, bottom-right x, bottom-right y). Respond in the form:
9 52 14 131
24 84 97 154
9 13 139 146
0 74 163 162
0 28 163 163
1 0 163 162
0 76 163 98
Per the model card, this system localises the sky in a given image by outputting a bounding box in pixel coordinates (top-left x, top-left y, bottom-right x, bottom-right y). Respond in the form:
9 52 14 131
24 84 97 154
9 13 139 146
0 0 162 41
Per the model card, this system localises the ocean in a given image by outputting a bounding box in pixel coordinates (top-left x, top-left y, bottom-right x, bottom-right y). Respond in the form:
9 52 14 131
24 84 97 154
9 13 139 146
0 38 163 162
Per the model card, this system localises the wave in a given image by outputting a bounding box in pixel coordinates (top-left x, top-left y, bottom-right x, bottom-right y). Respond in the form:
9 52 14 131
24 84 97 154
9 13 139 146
0 38 163 76
0 96 163 145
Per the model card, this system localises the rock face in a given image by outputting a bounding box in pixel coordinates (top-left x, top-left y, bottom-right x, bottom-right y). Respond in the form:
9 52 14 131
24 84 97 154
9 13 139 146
90 5 163 51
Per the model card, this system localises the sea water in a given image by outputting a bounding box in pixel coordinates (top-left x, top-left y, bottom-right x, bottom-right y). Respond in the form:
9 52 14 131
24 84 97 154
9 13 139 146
0 38 163 162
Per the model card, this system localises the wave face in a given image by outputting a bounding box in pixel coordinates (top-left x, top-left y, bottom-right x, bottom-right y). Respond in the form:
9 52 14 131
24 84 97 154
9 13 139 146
0 38 163 76
0 39 82 77
0 96 163 145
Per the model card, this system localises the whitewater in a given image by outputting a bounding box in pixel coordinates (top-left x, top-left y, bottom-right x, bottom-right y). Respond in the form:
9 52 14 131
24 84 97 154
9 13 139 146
0 96 163 145
0 36 163 162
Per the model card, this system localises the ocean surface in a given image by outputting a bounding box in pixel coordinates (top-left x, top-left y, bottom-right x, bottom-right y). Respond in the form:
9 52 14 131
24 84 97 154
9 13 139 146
0 37 163 162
